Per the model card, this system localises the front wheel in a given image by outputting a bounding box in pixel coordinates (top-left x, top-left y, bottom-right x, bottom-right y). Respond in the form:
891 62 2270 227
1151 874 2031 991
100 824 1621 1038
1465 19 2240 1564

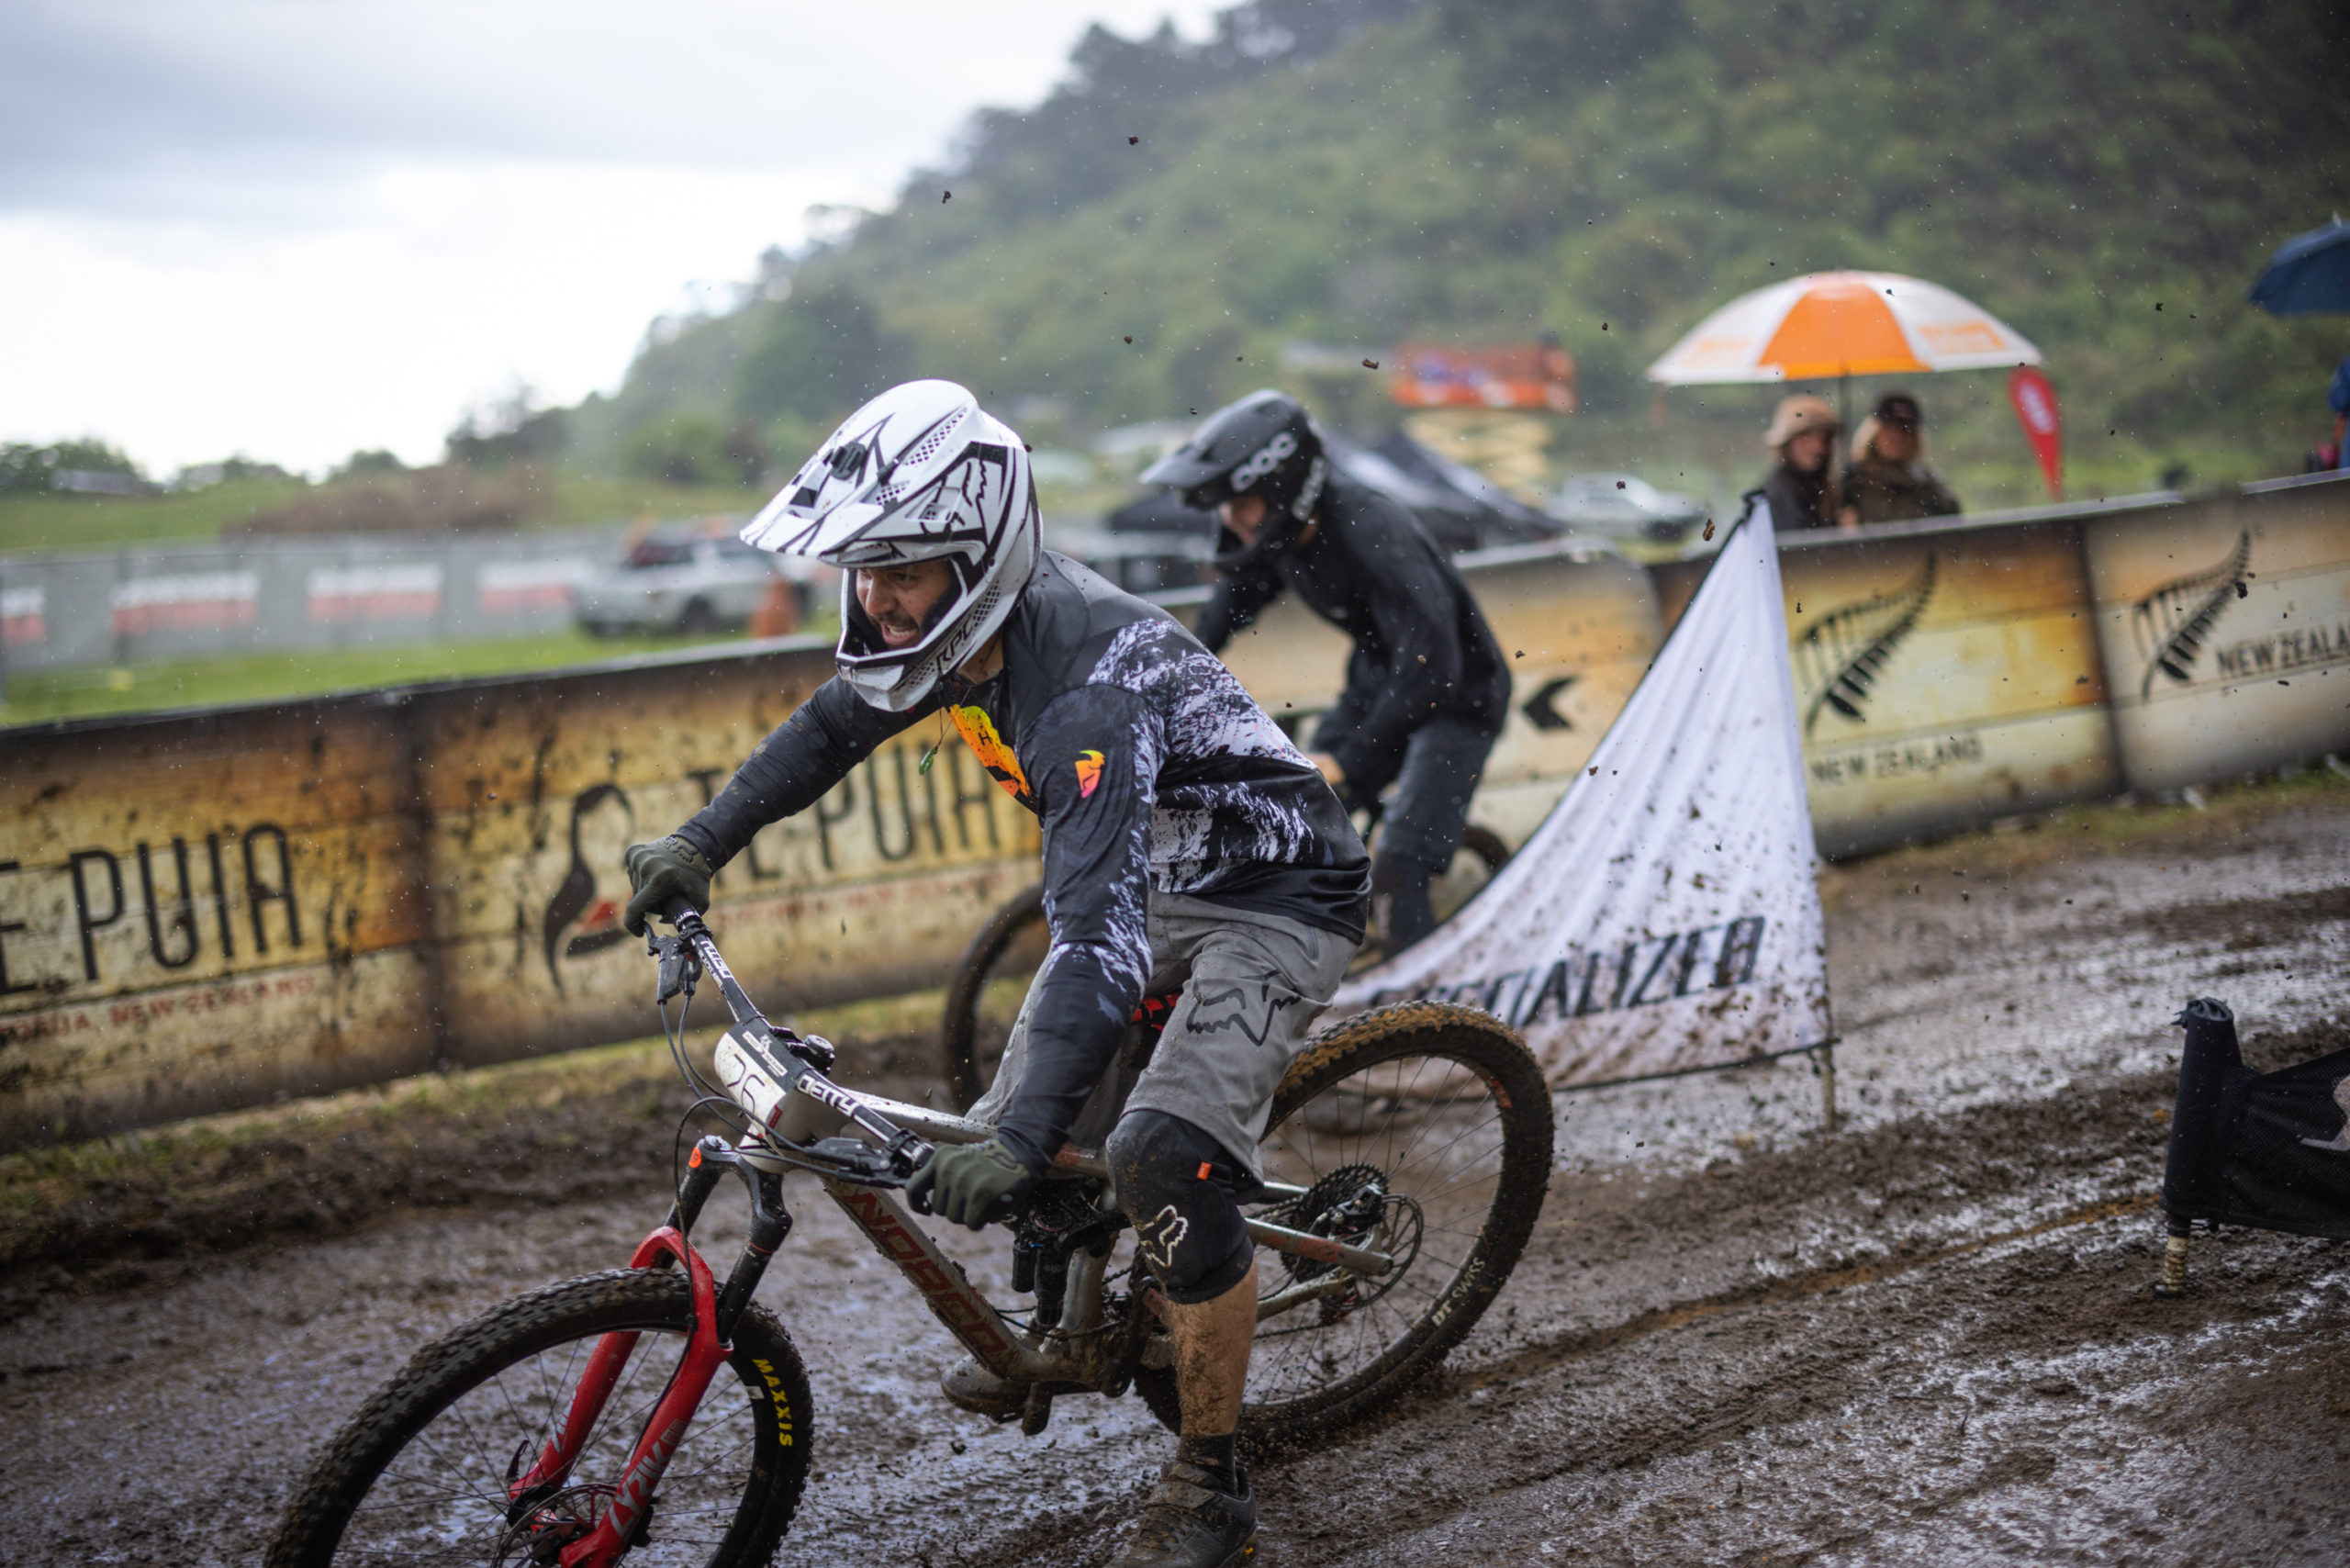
1136 1001 1554 1451
268 1268 812 1568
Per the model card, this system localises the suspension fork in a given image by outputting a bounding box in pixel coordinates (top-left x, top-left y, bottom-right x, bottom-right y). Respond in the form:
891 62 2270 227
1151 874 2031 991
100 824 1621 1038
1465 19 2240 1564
506 1138 790 1568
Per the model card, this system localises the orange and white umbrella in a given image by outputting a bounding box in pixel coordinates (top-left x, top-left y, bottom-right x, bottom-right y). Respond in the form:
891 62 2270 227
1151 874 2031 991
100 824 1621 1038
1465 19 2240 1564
1645 271 2040 385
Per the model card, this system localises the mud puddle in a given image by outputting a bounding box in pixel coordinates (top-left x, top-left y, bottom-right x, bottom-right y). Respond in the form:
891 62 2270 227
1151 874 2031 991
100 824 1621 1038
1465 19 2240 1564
4 779 2349 1564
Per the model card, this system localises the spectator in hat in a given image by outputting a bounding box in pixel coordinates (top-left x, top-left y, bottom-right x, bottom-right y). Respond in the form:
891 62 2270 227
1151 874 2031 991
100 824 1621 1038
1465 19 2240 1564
1759 394 1844 531
1841 392 1961 525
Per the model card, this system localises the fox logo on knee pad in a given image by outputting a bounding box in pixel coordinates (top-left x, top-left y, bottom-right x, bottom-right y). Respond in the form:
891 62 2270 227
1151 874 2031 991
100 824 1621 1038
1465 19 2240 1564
1136 1204 1191 1276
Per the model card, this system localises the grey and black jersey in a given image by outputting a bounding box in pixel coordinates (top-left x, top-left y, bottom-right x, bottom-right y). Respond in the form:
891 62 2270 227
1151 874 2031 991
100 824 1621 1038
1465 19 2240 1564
676 551 1369 1171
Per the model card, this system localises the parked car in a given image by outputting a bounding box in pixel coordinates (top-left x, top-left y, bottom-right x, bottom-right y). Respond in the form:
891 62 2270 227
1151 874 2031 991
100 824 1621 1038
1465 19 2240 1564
574 527 797 637
1547 473 1707 544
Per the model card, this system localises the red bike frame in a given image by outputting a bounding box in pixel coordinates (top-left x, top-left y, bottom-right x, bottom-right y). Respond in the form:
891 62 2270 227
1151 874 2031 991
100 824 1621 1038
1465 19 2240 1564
487 913 1390 1564
505 1225 732 1568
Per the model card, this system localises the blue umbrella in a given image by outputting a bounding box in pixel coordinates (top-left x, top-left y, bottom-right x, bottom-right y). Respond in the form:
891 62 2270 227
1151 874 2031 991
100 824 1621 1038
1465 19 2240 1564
2248 218 2350 316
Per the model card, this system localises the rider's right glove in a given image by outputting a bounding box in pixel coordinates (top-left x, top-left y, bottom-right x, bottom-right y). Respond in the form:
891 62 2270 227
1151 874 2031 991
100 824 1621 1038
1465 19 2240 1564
621 835 715 936
906 1137 1038 1229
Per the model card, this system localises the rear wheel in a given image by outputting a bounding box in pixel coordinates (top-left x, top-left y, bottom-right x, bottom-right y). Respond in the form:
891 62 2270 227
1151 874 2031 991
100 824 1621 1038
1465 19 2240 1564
268 1268 811 1568
1136 1002 1552 1451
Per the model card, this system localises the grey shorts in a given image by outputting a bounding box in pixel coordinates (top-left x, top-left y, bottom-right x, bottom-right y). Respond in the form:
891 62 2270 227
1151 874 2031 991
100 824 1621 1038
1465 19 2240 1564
968 890 1353 1182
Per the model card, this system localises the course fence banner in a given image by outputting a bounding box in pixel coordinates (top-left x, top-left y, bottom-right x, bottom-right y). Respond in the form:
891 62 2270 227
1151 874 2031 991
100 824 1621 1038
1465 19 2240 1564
2 481 2345 1147
0 640 1041 1146
1322 502 1830 1087
408 648 1041 1068
0 703 442 1141
1656 508 2130 858
2083 472 2350 794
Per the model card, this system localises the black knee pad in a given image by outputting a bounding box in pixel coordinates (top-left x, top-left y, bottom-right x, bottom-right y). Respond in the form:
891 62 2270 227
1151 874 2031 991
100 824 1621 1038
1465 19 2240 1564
1105 1110 1257 1305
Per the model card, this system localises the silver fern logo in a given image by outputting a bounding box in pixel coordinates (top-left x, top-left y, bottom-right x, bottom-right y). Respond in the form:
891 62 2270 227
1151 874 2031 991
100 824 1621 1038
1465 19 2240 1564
2132 532 2251 698
1796 554 1938 735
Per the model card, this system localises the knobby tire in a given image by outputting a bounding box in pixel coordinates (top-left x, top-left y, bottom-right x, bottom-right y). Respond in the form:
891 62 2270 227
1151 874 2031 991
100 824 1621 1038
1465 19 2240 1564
267 1268 812 1568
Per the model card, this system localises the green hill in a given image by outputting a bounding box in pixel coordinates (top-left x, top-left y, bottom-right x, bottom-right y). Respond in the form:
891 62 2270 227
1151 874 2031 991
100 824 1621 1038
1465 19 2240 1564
576 0 2348 510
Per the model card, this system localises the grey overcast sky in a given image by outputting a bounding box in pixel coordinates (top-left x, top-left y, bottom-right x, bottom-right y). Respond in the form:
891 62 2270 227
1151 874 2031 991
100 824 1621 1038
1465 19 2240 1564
0 0 1222 475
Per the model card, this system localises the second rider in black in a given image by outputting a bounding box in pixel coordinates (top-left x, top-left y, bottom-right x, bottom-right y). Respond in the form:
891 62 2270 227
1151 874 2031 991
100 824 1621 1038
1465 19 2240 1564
1147 390 1510 953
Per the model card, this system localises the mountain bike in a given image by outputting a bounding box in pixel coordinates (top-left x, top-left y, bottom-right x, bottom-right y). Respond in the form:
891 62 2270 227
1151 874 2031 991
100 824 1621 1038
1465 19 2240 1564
268 900 1553 1567
940 813 1513 1111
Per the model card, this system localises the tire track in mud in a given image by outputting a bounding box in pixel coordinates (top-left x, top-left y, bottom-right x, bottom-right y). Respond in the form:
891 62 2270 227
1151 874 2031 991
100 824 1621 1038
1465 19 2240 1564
945 1052 2346 1568
6 784 2349 1566
1456 1191 2161 1394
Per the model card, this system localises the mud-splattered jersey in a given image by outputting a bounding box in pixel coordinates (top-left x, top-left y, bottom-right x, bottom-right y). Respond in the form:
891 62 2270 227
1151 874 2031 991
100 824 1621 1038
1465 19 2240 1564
677 551 1368 1170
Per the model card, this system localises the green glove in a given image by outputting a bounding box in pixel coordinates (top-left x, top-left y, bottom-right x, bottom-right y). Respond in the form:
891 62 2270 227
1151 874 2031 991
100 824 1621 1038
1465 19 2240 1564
906 1137 1037 1230
622 835 714 936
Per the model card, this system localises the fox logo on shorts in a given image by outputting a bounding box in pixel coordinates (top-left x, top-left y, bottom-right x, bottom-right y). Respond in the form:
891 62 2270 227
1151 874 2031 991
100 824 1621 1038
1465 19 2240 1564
1136 1204 1190 1275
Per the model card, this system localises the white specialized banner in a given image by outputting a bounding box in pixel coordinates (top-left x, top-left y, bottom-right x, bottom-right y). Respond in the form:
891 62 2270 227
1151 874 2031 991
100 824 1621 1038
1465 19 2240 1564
1330 501 1832 1087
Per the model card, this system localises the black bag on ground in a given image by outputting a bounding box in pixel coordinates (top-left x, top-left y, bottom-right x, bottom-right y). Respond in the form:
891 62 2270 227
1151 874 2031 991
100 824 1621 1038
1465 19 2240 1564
2162 997 2350 1239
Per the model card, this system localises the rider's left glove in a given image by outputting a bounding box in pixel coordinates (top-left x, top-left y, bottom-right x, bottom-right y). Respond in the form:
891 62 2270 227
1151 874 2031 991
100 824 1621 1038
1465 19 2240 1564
906 1137 1039 1230
621 835 715 936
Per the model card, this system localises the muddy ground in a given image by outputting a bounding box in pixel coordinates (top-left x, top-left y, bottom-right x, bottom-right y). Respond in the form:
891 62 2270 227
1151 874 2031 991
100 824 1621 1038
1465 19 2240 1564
4 777 2348 1566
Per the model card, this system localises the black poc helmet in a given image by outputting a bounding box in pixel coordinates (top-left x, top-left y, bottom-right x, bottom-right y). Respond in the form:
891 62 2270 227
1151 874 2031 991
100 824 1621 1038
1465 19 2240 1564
1142 389 1330 565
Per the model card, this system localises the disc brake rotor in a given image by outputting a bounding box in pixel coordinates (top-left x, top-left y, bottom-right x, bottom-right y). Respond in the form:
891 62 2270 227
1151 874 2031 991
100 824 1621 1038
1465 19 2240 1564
1273 1163 1391 1285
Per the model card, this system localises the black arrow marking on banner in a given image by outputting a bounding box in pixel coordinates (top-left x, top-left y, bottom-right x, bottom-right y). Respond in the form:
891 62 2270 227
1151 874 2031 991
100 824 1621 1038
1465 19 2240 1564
1521 675 1578 732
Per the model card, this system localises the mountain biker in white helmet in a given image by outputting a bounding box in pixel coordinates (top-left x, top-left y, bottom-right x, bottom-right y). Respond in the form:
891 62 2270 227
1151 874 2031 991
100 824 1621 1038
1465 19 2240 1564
621 379 1368 1568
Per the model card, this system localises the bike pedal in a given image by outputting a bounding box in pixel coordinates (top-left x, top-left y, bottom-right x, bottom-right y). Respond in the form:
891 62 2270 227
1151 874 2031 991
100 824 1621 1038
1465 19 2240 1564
1019 1382 1055 1436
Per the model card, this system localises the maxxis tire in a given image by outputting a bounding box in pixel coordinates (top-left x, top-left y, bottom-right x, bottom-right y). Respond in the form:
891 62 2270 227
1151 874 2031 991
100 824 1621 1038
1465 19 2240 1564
266 1268 811 1568
1233 1002 1553 1454
941 879 1047 1110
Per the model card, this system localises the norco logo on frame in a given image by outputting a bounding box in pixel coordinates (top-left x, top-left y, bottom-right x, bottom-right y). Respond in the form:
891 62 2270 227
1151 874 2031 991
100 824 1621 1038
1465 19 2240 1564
838 1190 1016 1360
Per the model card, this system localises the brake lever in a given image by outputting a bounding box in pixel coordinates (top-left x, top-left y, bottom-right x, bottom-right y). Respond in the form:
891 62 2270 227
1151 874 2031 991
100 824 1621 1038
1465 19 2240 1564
651 934 701 1005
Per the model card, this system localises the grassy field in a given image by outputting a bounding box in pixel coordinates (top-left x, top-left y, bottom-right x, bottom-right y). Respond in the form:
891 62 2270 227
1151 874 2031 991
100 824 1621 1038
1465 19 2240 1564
0 471 767 554
0 619 839 725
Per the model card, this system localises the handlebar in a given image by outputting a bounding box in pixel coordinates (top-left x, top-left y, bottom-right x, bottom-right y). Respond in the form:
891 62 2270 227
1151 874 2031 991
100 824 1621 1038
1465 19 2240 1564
648 904 933 1186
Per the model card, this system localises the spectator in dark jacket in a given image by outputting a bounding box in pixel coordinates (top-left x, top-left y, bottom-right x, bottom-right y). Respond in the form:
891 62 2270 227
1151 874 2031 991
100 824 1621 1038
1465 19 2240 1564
1842 393 1962 524
1758 394 1843 531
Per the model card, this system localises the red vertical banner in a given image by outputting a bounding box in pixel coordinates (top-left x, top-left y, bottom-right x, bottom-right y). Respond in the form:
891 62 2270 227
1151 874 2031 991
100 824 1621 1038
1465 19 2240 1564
2007 366 2063 498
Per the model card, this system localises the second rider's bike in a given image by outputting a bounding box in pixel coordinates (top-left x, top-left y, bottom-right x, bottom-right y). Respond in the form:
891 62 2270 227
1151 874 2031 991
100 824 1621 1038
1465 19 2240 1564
268 900 1553 1567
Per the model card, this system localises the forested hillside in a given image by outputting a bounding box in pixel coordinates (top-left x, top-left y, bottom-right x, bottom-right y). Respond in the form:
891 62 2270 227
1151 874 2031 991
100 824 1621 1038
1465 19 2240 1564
576 0 2347 507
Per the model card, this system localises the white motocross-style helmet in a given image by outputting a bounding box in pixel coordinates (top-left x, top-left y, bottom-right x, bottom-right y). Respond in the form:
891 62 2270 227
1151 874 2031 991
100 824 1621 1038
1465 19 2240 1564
742 380 1038 711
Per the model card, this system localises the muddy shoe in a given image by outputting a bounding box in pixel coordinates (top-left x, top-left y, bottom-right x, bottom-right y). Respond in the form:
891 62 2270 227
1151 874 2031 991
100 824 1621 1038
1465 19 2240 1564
1109 1462 1257 1568
940 1356 1027 1418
